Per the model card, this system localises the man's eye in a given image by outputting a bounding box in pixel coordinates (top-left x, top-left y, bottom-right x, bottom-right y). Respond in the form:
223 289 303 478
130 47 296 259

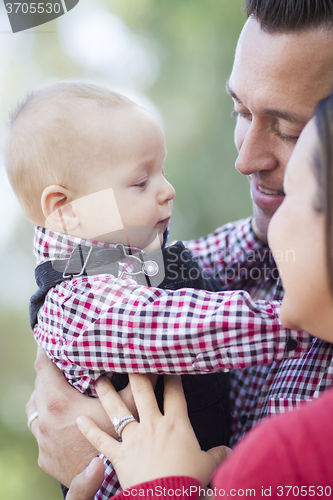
231 109 252 119
274 129 299 143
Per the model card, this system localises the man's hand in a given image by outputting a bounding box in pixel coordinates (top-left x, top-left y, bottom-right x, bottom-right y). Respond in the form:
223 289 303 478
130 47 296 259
26 347 137 487
66 458 104 500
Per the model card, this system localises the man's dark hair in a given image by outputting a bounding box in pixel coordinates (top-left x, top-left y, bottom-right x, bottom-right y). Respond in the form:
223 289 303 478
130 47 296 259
245 0 333 33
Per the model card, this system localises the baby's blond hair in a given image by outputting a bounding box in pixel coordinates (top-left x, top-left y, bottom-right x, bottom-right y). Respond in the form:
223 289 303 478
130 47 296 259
4 82 135 225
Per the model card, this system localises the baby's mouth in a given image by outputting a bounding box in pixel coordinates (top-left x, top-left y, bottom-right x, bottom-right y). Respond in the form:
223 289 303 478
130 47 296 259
156 217 170 227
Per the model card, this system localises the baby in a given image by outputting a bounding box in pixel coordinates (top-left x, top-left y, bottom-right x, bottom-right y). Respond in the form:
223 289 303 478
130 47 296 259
5 83 230 500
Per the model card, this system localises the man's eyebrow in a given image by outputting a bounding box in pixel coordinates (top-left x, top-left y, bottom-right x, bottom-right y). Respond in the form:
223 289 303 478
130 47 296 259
264 109 308 125
225 81 242 104
226 81 308 125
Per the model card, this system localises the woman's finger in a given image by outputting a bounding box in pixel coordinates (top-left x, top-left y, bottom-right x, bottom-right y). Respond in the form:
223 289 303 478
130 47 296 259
128 374 161 421
94 377 140 440
94 377 136 423
77 416 121 463
163 375 187 416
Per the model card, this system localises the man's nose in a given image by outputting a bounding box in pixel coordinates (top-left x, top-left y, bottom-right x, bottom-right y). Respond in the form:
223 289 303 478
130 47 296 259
235 120 278 176
158 179 175 205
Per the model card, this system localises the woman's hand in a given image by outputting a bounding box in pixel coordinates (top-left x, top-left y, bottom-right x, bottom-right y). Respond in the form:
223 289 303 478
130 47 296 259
77 374 228 490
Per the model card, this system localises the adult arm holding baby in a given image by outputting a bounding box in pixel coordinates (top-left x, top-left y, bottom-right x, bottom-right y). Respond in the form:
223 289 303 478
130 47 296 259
26 346 138 486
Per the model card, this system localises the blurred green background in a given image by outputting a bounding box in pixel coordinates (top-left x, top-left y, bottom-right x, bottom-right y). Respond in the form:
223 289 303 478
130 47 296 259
0 1 250 498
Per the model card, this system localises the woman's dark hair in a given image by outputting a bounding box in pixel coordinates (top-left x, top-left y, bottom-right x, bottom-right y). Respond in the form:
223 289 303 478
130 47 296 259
245 0 333 33
315 92 333 295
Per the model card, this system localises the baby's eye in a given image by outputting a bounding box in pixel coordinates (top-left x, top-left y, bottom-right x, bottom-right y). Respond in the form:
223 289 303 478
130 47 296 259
135 180 148 188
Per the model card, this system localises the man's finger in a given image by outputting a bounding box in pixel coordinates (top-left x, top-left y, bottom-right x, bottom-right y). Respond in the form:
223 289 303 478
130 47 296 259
26 390 36 418
35 346 66 382
67 457 104 500
77 416 121 463
26 390 39 437
34 346 48 373
206 445 231 469
29 416 39 437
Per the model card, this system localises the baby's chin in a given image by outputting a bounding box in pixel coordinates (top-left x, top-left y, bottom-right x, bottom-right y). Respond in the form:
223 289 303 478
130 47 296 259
279 299 304 332
92 226 162 251
125 226 162 251
143 232 164 253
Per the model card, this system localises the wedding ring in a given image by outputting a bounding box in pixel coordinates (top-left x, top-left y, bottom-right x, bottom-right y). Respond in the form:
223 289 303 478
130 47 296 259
27 410 39 430
111 414 136 437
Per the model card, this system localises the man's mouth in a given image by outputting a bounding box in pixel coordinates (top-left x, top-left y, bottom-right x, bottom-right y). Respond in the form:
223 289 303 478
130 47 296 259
257 185 284 196
251 180 285 212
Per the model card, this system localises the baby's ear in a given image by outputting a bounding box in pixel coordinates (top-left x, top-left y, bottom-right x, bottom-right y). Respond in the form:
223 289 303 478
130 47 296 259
41 185 79 233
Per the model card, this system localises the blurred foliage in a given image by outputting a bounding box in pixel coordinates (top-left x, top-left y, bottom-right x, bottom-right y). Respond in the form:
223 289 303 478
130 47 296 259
0 1 249 498
103 0 251 240
0 308 61 499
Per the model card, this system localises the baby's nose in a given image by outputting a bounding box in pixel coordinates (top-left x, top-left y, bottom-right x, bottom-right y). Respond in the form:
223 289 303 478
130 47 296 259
165 179 176 201
158 179 175 204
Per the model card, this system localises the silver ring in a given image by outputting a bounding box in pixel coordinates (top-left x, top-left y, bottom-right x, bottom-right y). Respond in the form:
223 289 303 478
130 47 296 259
111 414 136 437
27 411 39 430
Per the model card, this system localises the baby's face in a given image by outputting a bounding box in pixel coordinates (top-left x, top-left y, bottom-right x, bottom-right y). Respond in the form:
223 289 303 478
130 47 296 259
71 105 175 249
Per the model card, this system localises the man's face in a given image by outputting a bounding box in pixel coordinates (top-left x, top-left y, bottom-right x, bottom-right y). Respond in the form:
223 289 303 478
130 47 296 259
227 18 333 241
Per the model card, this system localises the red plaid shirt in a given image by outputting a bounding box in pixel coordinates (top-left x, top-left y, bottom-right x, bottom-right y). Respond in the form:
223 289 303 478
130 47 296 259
32 218 331 497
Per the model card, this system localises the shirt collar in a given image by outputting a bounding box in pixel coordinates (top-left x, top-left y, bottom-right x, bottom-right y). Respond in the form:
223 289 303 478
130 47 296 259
33 226 145 266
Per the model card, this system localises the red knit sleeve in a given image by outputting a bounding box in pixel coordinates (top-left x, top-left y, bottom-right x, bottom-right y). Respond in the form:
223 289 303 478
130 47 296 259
113 477 201 500
212 388 333 494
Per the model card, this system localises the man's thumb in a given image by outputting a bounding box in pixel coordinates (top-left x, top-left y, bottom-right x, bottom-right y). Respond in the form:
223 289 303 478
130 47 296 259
207 445 233 467
67 457 104 500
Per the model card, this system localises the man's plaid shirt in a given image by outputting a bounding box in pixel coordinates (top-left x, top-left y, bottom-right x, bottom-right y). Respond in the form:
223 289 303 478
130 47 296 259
185 219 333 447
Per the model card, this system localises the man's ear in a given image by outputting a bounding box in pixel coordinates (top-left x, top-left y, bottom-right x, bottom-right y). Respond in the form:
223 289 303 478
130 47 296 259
41 185 79 233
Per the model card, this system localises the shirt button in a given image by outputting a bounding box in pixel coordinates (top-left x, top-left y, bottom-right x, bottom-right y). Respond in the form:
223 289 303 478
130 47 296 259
286 338 299 351
240 414 247 426
142 260 159 277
